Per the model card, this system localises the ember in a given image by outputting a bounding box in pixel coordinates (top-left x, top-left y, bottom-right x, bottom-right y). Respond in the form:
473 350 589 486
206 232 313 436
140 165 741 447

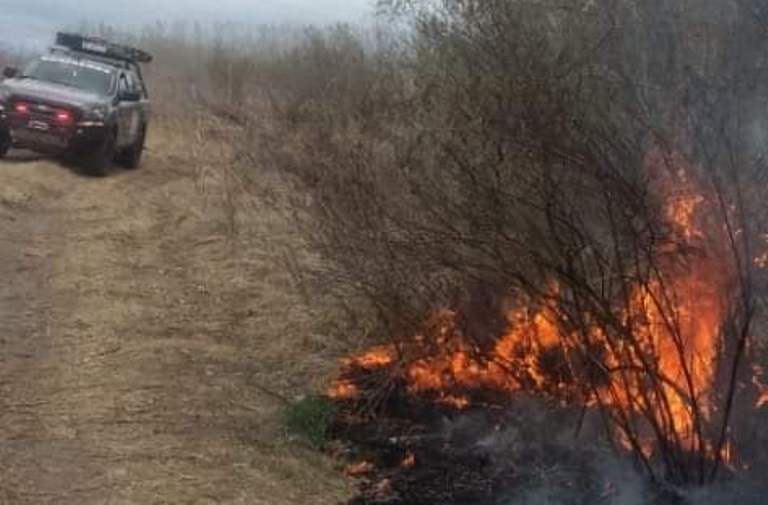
400 451 415 468
346 460 375 477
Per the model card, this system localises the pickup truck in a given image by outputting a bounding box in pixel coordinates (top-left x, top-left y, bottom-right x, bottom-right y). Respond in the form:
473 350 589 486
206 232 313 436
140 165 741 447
0 33 152 175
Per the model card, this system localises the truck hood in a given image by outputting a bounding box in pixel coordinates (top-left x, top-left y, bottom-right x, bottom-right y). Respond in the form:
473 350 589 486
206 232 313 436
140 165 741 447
1 78 106 109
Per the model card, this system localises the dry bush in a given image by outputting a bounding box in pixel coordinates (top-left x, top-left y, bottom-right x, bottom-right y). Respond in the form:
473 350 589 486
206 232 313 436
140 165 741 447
240 0 768 486
85 2 768 489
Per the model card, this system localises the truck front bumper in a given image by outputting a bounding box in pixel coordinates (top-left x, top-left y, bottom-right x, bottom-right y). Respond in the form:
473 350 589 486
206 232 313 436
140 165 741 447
0 110 108 154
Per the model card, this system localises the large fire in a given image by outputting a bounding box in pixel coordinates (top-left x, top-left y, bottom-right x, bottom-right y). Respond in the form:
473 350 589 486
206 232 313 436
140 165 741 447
330 147 761 467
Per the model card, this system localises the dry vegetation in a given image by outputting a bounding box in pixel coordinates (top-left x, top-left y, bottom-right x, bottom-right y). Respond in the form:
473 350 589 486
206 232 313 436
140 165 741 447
0 120 358 503
3 0 768 503
0 35 360 504
138 0 768 499
123 0 768 499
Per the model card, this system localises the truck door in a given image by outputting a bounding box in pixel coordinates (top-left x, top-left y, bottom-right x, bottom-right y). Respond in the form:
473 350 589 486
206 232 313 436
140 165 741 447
116 73 140 148
125 70 143 141
116 73 131 147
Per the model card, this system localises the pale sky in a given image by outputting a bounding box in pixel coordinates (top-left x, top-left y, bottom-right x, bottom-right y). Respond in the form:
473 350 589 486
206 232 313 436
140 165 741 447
0 0 375 48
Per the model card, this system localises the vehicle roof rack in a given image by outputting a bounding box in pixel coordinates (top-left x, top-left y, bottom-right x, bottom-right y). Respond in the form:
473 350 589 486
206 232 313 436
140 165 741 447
54 32 153 65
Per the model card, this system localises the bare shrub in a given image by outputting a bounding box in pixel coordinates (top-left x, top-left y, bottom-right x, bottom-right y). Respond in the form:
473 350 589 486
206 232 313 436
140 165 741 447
84 1 768 489
246 0 768 486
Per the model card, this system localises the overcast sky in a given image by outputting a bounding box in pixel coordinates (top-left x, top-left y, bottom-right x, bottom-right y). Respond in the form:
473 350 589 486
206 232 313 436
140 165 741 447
0 0 375 48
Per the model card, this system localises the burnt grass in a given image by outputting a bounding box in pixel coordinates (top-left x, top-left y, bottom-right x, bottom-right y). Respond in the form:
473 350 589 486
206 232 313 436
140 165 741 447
328 376 636 505
325 368 768 505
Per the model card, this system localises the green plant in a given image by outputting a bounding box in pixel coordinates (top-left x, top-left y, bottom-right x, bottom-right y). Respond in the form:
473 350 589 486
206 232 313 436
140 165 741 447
284 395 335 449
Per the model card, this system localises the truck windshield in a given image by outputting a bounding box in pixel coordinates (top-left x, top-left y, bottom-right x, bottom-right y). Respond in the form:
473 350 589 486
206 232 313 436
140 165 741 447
23 58 113 95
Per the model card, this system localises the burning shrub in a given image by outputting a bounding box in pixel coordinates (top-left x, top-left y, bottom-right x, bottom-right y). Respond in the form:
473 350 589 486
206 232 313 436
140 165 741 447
244 0 768 495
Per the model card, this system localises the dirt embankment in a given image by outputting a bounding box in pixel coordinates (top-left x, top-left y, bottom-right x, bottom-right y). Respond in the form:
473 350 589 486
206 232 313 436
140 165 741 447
0 127 351 504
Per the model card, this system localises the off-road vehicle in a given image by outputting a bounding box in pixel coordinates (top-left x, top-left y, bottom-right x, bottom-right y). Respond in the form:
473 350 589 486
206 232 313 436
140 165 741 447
0 32 152 174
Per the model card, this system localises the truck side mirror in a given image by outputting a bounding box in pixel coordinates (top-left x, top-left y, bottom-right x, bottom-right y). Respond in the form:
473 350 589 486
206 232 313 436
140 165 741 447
2 67 18 79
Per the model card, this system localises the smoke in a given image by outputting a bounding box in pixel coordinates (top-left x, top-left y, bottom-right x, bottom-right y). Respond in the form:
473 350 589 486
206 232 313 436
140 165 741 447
433 399 647 505
682 478 767 505
434 398 767 505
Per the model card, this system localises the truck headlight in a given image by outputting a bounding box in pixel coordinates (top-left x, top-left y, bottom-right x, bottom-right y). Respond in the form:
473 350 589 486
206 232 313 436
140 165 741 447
78 105 108 126
85 105 108 120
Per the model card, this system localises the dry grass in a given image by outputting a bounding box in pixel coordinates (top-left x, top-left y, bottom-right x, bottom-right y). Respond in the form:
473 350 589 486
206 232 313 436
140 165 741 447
0 120 353 504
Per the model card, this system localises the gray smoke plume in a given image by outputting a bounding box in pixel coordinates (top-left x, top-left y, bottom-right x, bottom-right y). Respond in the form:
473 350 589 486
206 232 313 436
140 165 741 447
434 397 767 505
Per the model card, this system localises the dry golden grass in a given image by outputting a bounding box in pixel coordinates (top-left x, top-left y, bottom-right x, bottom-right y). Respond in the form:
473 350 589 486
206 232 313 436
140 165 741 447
0 120 353 504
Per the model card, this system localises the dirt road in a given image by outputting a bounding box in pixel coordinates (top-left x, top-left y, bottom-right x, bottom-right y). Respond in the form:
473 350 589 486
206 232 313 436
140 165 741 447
0 131 350 504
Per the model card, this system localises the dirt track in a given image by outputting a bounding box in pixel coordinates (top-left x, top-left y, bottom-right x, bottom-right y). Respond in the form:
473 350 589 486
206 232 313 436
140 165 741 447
0 130 350 504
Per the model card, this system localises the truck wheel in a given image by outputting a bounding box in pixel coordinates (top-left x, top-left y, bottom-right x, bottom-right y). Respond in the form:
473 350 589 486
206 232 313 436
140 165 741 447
117 126 146 169
81 130 115 176
0 130 10 158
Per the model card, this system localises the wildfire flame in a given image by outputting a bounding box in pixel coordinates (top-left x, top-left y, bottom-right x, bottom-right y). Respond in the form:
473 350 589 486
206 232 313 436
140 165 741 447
330 147 754 464
758 392 768 409
756 367 768 409
345 460 375 477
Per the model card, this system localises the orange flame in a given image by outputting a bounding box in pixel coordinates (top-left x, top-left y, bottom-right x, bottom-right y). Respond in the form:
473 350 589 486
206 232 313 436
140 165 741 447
756 367 768 408
400 451 416 468
328 379 359 400
330 147 746 462
758 393 768 409
345 460 375 477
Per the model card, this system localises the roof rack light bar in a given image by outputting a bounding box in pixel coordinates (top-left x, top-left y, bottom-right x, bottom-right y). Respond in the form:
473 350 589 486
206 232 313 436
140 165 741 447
55 32 153 64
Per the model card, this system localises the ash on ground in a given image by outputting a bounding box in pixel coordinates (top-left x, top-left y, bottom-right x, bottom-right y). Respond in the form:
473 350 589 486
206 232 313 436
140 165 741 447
331 393 768 505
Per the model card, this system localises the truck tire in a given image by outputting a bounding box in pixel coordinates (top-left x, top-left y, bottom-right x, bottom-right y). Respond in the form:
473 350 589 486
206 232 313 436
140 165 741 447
0 129 10 158
81 130 115 176
117 125 146 169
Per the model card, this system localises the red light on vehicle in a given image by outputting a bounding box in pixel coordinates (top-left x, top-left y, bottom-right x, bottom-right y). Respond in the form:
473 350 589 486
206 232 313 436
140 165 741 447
15 102 29 114
55 110 73 124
